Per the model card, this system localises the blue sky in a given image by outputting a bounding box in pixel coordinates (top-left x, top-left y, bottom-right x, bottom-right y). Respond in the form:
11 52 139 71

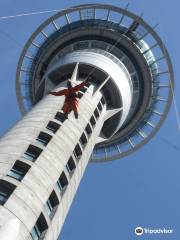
0 0 180 239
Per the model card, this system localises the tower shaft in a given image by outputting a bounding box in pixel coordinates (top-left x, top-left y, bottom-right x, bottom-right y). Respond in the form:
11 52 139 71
0 86 105 239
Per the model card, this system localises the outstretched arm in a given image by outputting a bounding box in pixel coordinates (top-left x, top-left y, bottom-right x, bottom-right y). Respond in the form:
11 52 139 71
72 82 89 92
49 89 67 96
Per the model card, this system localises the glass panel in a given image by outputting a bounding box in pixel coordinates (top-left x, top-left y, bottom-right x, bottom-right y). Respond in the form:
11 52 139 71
97 102 102 112
7 169 24 181
80 9 95 20
36 138 47 146
36 132 52 146
56 172 68 192
57 180 67 192
44 202 52 217
66 157 76 173
47 200 53 211
56 180 64 191
55 182 62 192
85 124 92 136
31 226 40 240
55 112 66 122
94 109 99 119
0 192 7 204
66 164 71 173
80 133 87 147
73 148 82 160
90 116 96 126
46 121 60 133
23 152 36 161
59 179 67 189
0 180 16 205
23 145 42 162
46 126 56 133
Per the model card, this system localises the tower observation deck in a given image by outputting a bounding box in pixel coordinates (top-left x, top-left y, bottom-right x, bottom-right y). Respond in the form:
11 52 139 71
0 4 173 240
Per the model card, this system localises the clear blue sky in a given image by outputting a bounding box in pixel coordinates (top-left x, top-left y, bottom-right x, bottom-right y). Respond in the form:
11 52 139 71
0 0 180 239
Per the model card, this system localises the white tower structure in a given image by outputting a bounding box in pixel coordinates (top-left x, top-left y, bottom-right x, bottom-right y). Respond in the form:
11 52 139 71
0 4 174 240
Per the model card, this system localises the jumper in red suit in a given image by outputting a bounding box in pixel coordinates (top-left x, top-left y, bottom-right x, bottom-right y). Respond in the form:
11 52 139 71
49 82 88 117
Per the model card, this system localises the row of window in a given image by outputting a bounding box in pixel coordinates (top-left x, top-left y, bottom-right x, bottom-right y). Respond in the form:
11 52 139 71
31 151 80 239
30 89 96 240
0 113 63 207
30 98 104 239
0 96 104 239
0 86 91 205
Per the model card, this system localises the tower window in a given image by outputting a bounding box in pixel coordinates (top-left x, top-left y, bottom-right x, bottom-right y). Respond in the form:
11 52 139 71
90 115 96 127
54 112 66 123
66 157 76 174
80 86 88 93
78 91 84 99
24 145 42 162
85 123 92 136
101 97 105 105
7 161 30 181
79 133 88 147
56 172 68 193
73 144 82 160
44 190 59 219
36 132 52 146
94 108 100 119
46 121 60 133
31 213 48 240
97 102 103 112
0 180 16 205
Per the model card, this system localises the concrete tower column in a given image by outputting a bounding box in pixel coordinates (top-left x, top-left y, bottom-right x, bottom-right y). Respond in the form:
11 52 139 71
0 84 105 239
0 61 127 239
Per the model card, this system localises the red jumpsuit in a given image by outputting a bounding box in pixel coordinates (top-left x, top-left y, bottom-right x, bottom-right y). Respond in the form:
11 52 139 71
49 82 88 115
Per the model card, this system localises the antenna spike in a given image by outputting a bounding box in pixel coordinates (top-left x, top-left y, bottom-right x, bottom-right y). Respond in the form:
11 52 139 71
94 75 110 97
104 108 123 122
96 136 108 144
70 62 79 84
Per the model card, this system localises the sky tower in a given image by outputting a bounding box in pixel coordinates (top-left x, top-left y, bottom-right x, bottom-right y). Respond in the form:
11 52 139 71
0 3 174 240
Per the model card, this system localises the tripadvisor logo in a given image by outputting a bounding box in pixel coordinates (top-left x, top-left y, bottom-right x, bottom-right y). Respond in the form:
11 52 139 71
134 226 174 236
135 227 143 236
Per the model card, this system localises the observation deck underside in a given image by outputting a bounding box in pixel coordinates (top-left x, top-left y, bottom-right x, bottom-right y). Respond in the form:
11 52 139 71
16 4 174 162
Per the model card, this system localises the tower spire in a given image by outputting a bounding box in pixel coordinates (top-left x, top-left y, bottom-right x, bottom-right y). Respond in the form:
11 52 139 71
70 62 79 85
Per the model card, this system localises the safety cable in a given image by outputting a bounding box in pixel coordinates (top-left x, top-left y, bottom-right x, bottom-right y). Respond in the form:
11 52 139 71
0 8 65 20
157 135 180 152
161 39 180 132
0 28 22 48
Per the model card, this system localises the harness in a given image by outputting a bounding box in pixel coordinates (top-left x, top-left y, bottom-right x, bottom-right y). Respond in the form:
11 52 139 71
65 90 78 102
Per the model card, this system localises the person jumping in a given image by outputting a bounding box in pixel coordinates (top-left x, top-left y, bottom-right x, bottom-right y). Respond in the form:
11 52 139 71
49 81 89 119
